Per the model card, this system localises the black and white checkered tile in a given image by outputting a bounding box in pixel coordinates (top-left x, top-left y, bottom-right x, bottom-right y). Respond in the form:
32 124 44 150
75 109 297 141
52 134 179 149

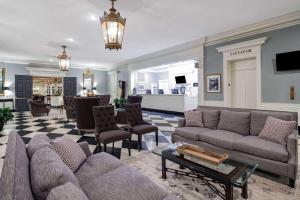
0 109 182 172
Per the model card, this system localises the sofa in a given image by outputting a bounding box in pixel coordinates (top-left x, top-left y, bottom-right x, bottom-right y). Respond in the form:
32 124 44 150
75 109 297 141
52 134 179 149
0 132 177 200
172 106 298 187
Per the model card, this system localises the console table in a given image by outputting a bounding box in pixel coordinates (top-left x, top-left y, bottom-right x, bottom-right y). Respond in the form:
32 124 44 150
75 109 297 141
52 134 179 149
0 98 15 109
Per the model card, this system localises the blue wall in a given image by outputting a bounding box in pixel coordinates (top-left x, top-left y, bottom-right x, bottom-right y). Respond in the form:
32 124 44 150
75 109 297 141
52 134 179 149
204 24 300 103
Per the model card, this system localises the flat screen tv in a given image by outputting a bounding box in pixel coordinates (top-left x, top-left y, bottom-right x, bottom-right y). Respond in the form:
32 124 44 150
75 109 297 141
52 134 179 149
175 76 186 84
276 50 300 71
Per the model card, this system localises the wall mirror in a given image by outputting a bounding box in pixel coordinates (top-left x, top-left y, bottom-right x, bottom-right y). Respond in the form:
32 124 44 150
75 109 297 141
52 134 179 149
0 68 5 96
83 68 94 92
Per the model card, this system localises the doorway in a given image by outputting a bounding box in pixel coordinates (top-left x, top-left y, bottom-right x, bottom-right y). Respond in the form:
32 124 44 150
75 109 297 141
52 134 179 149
229 58 257 109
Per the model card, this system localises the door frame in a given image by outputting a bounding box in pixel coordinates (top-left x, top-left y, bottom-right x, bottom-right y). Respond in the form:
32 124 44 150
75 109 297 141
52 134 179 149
217 37 267 108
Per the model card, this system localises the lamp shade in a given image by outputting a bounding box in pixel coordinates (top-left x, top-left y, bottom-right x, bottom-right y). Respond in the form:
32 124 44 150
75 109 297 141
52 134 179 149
100 0 126 50
57 46 71 72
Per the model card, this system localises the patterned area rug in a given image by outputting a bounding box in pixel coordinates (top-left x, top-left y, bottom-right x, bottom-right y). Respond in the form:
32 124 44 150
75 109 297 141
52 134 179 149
123 152 300 200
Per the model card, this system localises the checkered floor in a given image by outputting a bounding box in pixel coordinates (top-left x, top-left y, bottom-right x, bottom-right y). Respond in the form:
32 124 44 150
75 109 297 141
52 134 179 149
0 109 182 173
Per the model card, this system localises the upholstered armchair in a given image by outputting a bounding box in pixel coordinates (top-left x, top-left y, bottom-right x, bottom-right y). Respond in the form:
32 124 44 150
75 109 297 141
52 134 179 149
98 95 111 106
124 103 158 151
28 100 51 117
63 96 76 121
93 105 131 155
127 95 143 104
74 97 100 134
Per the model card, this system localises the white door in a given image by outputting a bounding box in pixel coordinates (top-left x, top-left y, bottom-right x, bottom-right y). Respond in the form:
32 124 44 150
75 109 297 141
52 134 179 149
230 58 257 109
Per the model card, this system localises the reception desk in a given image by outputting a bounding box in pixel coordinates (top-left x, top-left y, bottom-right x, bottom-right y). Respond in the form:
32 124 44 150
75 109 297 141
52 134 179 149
141 94 197 113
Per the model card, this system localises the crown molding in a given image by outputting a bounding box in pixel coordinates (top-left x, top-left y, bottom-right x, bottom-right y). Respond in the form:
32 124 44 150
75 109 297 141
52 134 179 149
216 37 267 52
205 10 300 46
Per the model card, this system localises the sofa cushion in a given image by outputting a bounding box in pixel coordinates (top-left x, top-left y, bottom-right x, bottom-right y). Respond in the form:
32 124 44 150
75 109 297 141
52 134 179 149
218 110 251 135
233 136 289 162
0 132 35 200
30 147 80 200
198 130 245 150
27 134 54 159
259 116 297 146
202 110 220 129
250 110 295 136
75 152 124 186
47 182 89 200
82 165 168 200
184 110 203 127
51 136 87 172
174 127 212 140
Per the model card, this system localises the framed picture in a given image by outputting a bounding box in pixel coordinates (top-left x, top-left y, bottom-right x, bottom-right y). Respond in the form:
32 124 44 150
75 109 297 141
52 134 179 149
206 74 221 93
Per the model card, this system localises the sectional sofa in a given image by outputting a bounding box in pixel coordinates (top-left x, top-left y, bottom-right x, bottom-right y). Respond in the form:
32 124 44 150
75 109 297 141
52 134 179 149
0 132 177 200
172 106 298 187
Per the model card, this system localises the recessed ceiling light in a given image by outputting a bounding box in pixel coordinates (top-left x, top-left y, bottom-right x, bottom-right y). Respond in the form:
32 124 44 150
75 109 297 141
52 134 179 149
67 38 75 42
90 14 98 21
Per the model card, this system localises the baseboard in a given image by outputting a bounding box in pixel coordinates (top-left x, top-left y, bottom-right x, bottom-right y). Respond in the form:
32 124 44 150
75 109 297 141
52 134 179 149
142 107 184 117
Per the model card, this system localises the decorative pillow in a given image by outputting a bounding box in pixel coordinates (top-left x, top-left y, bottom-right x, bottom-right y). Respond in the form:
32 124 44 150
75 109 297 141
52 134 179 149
259 116 297 145
184 110 203 127
47 182 89 200
51 136 87 172
218 110 251 135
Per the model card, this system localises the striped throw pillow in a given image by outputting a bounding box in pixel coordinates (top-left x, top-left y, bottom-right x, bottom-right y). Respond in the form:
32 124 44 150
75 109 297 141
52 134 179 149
259 116 297 145
51 136 87 172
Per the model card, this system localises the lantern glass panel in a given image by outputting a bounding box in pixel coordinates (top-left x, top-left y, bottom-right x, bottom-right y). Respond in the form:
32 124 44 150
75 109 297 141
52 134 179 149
117 23 124 44
107 21 118 43
101 22 108 43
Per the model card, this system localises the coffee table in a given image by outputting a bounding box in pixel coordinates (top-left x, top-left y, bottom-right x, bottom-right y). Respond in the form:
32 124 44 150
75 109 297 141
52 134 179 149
152 143 258 200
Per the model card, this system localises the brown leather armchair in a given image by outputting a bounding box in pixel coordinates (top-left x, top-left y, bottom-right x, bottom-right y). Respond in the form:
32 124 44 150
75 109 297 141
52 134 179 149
74 97 100 134
28 100 51 117
63 96 76 121
124 103 158 151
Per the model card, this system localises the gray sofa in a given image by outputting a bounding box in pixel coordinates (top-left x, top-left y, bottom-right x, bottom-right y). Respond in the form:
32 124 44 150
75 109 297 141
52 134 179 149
172 106 298 187
0 132 177 200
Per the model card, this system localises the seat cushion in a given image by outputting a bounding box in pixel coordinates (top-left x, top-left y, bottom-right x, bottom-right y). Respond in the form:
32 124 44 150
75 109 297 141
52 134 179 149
132 124 158 135
218 110 250 135
202 110 220 129
233 136 289 162
30 147 80 200
250 110 295 136
99 129 131 144
0 132 35 200
198 130 245 150
174 127 212 140
47 182 89 200
75 152 124 186
82 165 168 200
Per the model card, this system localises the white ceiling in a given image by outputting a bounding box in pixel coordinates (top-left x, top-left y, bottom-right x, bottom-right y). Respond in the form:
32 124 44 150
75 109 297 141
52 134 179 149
0 0 300 70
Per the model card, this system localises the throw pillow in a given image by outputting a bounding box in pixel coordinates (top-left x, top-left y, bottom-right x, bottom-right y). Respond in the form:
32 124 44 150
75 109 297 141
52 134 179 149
51 136 87 172
184 110 203 127
259 116 297 145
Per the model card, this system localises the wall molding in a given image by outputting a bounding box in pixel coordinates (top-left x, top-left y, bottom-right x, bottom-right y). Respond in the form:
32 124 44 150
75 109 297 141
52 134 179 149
205 10 300 46
202 100 225 107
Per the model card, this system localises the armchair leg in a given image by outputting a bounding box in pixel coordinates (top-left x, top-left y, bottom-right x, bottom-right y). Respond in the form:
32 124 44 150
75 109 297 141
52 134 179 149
112 142 115 155
289 178 295 188
138 134 142 152
98 144 102 153
104 144 107 152
128 138 131 156
155 130 158 146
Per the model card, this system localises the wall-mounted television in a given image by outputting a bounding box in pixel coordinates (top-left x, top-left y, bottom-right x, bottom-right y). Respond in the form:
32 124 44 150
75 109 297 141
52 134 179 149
175 76 186 84
276 50 300 71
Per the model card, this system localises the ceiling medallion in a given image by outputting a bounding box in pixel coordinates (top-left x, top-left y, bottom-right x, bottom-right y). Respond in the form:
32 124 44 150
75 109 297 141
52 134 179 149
57 45 71 72
100 0 126 50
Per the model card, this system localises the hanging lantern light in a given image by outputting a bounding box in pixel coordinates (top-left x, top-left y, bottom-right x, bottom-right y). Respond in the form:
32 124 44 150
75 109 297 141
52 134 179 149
100 0 126 50
57 45 71 71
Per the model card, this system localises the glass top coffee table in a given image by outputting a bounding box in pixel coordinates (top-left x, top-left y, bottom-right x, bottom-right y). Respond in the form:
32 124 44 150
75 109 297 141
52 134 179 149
153 143 258 200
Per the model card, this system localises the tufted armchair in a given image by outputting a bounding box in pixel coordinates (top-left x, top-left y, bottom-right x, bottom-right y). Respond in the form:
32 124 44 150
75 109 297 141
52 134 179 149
93 105 131 155
124 103 158 151
63 96 76 121
127 95 143 104
28 100 51 117
98 95 111 106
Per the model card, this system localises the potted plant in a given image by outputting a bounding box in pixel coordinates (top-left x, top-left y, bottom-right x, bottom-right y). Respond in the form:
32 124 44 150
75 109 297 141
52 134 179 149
113 98 127 108
0 108 14 131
